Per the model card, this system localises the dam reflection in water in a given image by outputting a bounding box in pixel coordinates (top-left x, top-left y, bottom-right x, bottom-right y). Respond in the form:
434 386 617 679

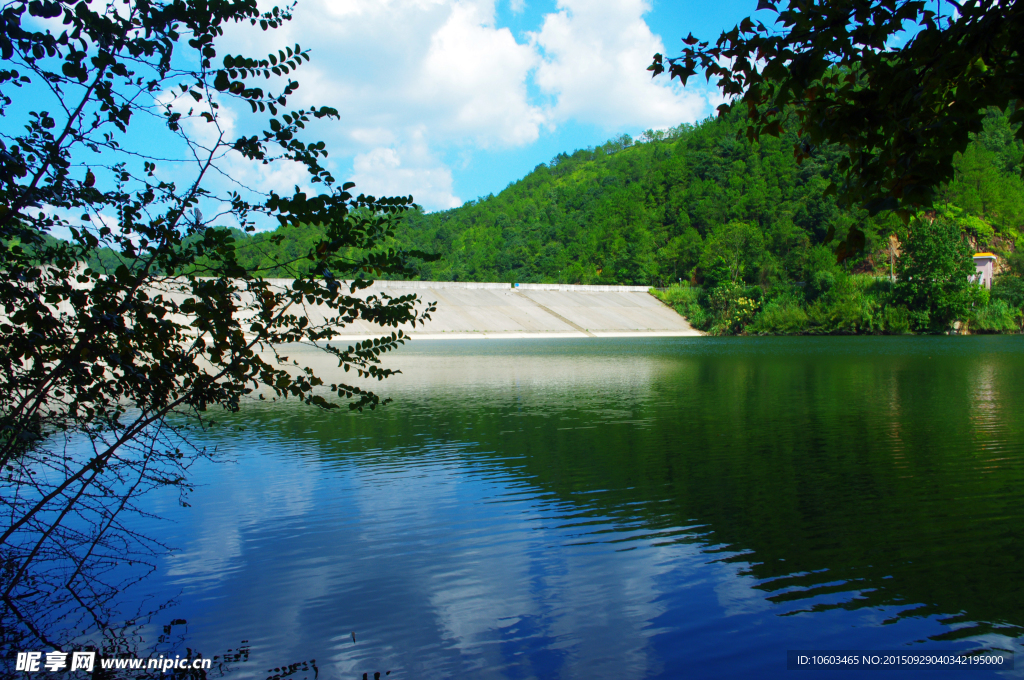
142 337 1024 679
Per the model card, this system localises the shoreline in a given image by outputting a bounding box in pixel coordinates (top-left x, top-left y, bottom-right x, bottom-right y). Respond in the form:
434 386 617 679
319 329 704 341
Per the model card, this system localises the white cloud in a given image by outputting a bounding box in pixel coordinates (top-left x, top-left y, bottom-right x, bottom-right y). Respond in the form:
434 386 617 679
216 0 545 209
530 0 709 128
229 0 541 150
350 127 398 147
418 2 545 146
351 137 461 210
209 0 713 210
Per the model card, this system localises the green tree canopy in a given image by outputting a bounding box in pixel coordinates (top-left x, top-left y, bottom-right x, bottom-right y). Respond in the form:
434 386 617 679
893 214 981 330
650 0 1024 224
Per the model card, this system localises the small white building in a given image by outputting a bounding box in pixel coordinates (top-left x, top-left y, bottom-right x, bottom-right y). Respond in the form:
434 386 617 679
972 252 997 289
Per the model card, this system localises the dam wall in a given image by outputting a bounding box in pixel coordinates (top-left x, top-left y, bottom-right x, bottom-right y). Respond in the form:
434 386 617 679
41 277 700 340
294 280 701 339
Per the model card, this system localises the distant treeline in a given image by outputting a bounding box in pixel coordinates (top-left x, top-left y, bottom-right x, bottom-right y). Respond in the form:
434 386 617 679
393 107 1022 286
73 106 1024 334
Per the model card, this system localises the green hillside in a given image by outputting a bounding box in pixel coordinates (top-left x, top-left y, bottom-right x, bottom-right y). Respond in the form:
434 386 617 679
391 106 1023 334
87 106 1023 335
398 115 870 286
394 108 1021 287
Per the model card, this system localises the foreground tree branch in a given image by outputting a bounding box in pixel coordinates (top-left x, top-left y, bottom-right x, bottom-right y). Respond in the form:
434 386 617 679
0 0 437 651
651 0 1023 254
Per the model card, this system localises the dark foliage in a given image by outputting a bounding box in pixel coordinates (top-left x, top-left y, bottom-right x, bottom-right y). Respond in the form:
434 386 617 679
0 0 431 654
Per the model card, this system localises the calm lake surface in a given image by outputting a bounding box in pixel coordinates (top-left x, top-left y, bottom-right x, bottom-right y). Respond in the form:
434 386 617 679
133 336 1024 679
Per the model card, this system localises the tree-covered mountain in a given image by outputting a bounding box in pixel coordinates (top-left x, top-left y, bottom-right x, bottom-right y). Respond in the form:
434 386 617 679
397 117 864 286
391 106 1021 289
388 106 1022 334
81 106 1023 334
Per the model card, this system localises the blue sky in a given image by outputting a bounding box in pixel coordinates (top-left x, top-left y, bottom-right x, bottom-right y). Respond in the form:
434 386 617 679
12 0 927 231
8 0 772 232
205 0 769 213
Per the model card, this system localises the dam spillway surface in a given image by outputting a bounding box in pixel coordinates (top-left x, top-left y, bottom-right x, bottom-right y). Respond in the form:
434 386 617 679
278 280 702 339
35 277 701 340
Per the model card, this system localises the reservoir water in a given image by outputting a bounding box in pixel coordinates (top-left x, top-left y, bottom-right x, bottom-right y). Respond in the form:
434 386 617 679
129 336 1024 679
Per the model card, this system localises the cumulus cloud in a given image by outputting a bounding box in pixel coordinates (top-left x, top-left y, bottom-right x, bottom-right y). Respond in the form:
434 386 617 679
227 0 542 151
351 136 462 210
210 0 713 210
530 0 709 128
418 2 545 146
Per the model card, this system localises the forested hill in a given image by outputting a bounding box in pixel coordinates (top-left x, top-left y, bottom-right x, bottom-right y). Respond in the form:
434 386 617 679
392 106 1022 288
77 105 1023 334
397 112 858 287
146 105 1020 291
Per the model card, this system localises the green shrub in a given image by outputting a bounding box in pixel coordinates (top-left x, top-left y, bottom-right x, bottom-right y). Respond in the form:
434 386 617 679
802 245 842 301
883 305 912 334
807 296 880 333
1005 250 1024 277
686 306 708 329
992 275 1024 309
970 299 1022 333
749 298 810 334
804 272 883 334
700 282 762 334
652 283 708 329
655 282 699 307
655 270 1010 336
851 274 895 297
893 215 979 332
807 270 836 300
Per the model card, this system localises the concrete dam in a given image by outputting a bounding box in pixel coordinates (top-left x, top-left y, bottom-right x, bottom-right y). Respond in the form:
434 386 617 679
319 280 702 339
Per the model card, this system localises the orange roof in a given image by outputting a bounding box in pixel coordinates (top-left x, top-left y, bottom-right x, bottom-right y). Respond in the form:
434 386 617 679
973 252 996 258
